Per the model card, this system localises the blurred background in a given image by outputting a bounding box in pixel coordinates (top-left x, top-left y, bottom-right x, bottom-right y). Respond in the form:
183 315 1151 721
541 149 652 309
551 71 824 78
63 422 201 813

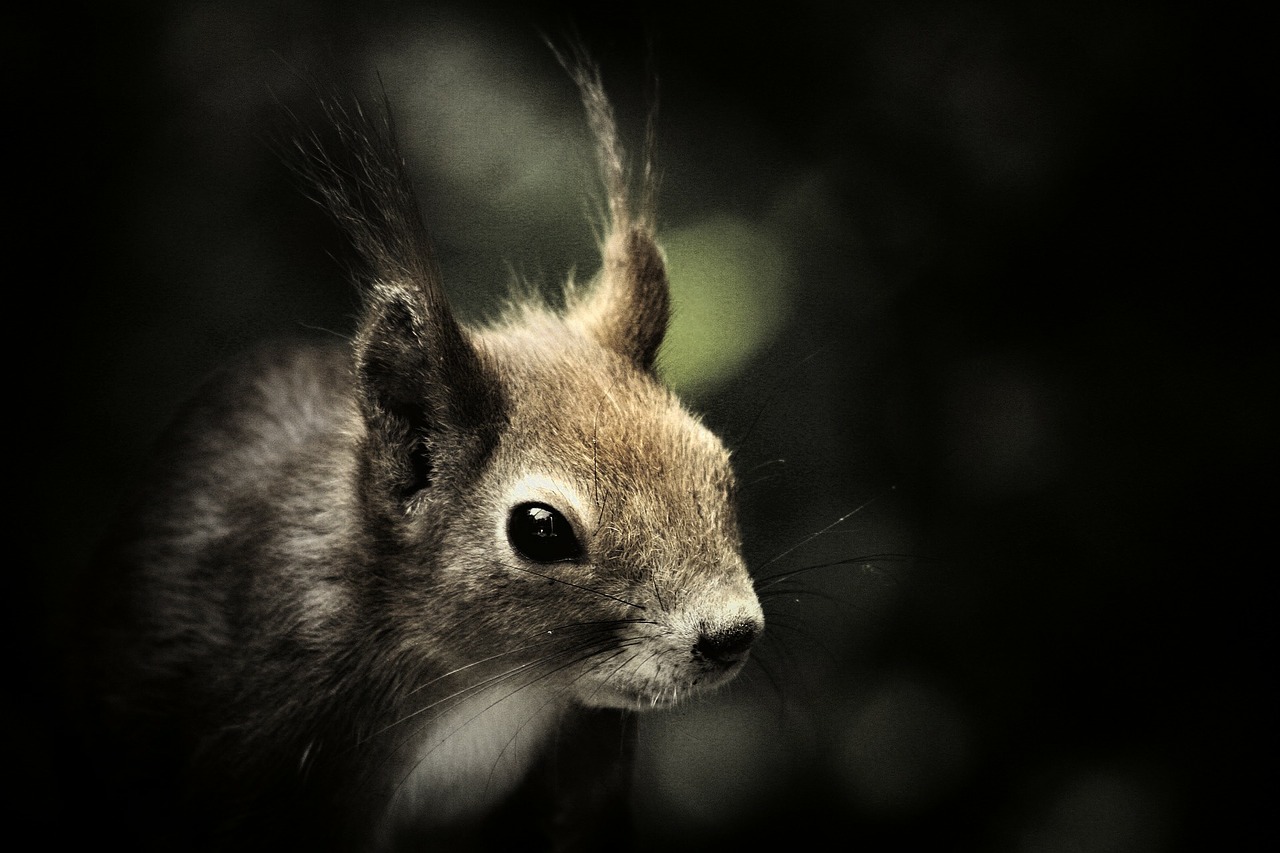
20 1 1272 849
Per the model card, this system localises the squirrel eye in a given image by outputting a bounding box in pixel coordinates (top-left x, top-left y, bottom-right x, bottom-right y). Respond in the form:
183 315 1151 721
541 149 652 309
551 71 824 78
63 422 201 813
507 503 582 563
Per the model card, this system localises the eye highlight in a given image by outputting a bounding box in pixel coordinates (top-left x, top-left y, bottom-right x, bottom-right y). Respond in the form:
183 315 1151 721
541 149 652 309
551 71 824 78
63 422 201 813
507 502 582 563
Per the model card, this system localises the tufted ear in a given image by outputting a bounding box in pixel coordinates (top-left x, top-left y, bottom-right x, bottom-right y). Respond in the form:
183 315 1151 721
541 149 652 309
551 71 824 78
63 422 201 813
353 281 504 510
572 225 670 371
557 49 670 372
291 92 505 512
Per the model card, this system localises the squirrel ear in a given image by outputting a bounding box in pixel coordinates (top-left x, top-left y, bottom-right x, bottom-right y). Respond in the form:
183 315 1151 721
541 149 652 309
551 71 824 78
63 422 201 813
290 91 505 509
556 48 670 372
354 281 504 509
572 225 670 371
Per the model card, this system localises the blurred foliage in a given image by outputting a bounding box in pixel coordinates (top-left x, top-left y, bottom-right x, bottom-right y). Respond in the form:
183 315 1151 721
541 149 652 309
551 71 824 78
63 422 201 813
661 216 794 394
21 1 1273 851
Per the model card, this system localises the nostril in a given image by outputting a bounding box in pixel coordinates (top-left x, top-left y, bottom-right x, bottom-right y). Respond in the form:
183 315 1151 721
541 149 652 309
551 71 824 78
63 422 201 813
693 619 761 665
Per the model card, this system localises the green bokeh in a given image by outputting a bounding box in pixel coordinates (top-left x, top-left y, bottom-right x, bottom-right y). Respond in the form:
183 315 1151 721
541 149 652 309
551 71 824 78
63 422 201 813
659 216 793 395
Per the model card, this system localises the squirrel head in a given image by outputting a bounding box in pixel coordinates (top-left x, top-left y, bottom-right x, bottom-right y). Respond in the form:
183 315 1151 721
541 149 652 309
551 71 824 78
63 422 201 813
312 56 762 709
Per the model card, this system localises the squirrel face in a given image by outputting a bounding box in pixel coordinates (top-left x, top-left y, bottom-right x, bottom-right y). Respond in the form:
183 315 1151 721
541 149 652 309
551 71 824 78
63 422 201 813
361 305 762 712
426 315 764 710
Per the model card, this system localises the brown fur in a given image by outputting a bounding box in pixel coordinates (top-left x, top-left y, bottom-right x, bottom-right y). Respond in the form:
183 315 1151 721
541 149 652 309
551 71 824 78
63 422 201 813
75 53 762 852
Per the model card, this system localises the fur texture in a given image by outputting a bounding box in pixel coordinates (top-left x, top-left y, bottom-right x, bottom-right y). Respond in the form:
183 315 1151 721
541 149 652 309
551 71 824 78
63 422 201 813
76 54 762 851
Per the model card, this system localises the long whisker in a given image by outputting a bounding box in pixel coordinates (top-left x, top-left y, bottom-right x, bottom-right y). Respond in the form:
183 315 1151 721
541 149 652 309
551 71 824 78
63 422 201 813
437 627 659 800
402 629 596 698
753 553 914 591
402 617 653 701
496 560 646 610
742 457 787 477
580 645 646 707
382 613 657 748
379 643 617 792
730 345 830 450
372 628 626 744
752 487 896 575
393 638 636 789
482 643 643 796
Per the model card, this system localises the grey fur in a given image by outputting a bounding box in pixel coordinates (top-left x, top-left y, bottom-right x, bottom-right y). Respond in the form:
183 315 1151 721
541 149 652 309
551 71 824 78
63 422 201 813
77 55 762 852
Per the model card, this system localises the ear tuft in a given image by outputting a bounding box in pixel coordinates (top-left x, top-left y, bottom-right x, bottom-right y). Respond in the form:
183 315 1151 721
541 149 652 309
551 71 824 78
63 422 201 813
554 46 671 372
573 226 670 371
291 90 506 512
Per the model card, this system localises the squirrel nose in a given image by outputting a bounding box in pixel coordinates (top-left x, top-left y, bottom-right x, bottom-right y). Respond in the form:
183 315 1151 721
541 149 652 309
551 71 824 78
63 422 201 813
693 618 761 666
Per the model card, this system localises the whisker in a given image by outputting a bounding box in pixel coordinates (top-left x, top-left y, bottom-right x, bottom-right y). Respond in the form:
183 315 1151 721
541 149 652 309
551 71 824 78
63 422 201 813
730 345 830 450
402 631 590 699
392 637 638 790
372 630 624 745
745 651 786 702
563 648 639 710
752 487 896 575
381 644 621 797
742 457 787 477
382 615 656 751
754 553 913 591
482 644 643 796
401 617 647 700
754 616 813 662
650 574 668 613
496 560 646 610
579 645 646 707
546 618 657 632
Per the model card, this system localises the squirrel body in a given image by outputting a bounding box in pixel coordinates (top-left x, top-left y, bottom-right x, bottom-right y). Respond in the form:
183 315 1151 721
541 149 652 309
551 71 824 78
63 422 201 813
78 56 762 851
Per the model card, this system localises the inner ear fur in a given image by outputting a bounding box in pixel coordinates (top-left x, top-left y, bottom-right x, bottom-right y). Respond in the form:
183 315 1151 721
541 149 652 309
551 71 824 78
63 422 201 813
354 282 505 506
290 89 507 513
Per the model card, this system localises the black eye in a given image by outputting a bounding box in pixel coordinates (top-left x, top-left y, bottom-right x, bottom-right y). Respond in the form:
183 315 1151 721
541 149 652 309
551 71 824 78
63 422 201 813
507 503 582 563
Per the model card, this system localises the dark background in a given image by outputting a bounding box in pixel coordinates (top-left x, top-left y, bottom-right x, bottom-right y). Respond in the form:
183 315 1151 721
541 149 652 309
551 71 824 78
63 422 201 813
18 1 1272 849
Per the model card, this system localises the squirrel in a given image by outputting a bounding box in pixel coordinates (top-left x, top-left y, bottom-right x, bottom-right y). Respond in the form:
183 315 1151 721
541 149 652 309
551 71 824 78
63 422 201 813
74 49 764 852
